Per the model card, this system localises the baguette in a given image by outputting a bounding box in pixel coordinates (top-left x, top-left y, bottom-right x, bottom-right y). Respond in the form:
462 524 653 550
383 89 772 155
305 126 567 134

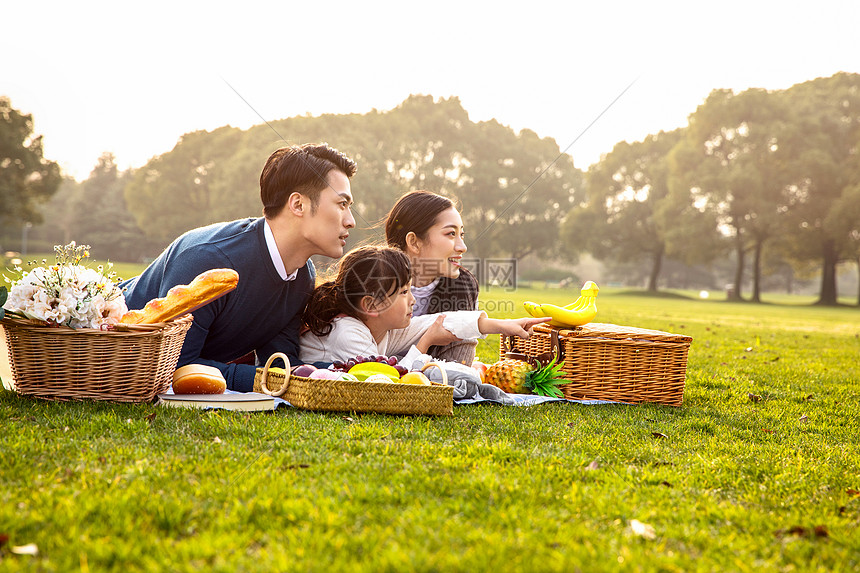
120 268 239 324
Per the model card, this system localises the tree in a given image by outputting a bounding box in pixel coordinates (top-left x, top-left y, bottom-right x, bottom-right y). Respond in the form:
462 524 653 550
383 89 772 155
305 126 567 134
779 73 860 305
0 97 61 241
122 95 584 270
73 153 159 261
561 129 683 292
668 88 792 302
124 126 247 243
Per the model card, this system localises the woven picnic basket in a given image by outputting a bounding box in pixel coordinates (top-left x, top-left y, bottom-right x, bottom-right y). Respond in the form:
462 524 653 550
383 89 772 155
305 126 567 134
501 322 692 406
1 314 192 403
253 353 454 416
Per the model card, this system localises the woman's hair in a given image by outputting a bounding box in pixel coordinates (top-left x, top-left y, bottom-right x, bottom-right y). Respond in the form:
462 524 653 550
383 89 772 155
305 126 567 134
260 142 357 219
384 190 458 251
302 246 412 337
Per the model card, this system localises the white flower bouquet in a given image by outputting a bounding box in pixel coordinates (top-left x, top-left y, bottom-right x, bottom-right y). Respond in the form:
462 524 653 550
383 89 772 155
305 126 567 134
2 242 128 329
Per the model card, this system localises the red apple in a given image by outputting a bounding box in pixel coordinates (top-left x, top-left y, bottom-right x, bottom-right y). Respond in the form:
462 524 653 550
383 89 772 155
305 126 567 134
471 360 489 382
292 364 318 377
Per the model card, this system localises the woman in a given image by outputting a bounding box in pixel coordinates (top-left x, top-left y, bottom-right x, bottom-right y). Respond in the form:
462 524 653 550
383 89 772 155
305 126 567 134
384 190 480 364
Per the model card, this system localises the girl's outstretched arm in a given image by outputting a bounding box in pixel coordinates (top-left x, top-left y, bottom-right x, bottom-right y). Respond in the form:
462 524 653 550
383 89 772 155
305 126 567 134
477 316 551 338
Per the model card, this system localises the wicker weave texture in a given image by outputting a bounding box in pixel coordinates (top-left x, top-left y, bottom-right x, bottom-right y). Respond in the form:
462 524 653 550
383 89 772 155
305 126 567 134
502 323 691 406
1 315 192 403
254 369 453 416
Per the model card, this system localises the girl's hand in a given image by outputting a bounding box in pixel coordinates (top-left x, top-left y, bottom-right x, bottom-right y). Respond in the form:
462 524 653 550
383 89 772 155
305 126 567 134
416 315 461 353
479 316 551 338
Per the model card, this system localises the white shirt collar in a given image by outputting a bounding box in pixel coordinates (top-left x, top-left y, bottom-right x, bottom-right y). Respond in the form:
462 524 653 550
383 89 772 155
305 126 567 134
264 220 298 281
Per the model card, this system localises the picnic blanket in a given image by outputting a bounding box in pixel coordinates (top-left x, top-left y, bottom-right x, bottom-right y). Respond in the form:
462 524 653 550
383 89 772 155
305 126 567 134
164 389 613 409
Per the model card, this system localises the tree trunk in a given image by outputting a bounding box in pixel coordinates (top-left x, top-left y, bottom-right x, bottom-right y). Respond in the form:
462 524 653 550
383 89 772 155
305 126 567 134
856 256 860 307
751 239 763 303
817 239 839 306
731 231 745 301
646 245 664 292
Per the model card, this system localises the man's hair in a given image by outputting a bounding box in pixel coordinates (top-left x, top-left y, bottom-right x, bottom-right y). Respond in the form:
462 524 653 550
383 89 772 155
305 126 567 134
260 143 357 218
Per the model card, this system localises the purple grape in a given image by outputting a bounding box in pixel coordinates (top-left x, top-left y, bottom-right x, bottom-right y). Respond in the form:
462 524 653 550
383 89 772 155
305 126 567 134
394 365 408 376
377 356 387 363
346 359 356 369
387 356 398 366
355 356 365 364
332 361 345 370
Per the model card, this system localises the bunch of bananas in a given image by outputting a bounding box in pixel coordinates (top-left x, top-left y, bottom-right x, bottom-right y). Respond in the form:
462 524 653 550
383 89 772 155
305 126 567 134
524 281 599 327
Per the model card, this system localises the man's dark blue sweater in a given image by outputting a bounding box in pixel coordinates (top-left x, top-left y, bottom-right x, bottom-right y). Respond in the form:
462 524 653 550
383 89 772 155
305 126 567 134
120 218 314 392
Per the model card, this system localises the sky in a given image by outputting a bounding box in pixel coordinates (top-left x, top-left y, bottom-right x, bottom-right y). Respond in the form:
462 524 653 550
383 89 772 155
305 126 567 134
3 0 859 182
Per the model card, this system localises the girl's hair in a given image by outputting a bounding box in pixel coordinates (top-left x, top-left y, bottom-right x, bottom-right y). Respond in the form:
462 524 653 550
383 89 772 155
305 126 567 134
303 245 412 337
384 190 458 251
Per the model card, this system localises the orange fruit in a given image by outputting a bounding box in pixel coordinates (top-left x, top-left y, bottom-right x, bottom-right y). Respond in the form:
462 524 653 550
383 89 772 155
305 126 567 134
398 371 431 386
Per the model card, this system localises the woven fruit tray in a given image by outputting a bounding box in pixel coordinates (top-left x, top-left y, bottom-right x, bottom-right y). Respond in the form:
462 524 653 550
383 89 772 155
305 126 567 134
253 353 453 416
501 322 692 406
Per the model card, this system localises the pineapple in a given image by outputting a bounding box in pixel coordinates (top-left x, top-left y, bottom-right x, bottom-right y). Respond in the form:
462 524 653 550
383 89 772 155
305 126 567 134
484 357 565 397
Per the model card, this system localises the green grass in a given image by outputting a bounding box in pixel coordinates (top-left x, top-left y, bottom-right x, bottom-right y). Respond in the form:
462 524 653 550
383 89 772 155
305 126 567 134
2 289 859 571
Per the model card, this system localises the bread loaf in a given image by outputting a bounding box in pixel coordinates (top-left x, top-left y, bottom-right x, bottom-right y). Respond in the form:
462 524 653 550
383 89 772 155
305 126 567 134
120 268 239 324
172 364 227 394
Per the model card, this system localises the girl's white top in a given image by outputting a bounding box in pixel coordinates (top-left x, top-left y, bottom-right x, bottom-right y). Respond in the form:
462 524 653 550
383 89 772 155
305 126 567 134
299 310 485 365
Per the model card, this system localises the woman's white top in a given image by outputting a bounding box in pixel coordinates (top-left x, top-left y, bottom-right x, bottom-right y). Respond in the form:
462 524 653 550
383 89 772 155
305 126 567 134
410 278 440 317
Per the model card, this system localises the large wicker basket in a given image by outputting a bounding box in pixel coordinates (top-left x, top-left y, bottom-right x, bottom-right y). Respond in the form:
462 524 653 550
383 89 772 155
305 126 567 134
253 353 454 416
501 323 692 406
1 315 193 403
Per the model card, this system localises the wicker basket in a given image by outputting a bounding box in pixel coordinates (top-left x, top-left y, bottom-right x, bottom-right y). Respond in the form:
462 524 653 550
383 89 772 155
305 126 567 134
253 353 454 416
1 315 193 403
501 323 692 406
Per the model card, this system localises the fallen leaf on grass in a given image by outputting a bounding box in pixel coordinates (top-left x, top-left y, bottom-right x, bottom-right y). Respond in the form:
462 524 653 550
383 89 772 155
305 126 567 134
847 488 860 497
630 519 656 539
585 460 600 470
762 428 774 434
566 422 576 428
651 432 668 439
804 394 815 402
748 393 762 403
745 347 753 352
146 412 156 423
799 414 808 424
341 416 355 423
774 525 829 539
10 543 39 555
0 533 8 547
660 481 673 488
287 464 310 470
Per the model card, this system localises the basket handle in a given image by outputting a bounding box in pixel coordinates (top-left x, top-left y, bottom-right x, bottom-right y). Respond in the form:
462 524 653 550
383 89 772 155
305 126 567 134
503 329 563 367
420 361 449 386
259 352 291 397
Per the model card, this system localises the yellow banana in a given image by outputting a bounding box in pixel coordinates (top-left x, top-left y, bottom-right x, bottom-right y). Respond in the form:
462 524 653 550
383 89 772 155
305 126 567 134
523 301 546 318
523 281 599 327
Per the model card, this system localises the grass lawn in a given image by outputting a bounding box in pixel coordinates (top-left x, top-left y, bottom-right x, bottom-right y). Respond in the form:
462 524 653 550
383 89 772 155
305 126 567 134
1 284 859 572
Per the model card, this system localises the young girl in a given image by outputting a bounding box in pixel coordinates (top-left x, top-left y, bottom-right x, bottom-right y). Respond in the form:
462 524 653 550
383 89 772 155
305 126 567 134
384 190 479 364
299 245 547 366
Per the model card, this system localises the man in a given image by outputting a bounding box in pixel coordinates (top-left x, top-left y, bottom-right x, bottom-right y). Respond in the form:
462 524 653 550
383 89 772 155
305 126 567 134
121 143 356 391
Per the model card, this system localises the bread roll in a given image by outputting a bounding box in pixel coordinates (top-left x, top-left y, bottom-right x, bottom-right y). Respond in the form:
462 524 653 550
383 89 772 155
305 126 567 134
121 268 239 324
172 364 227 394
